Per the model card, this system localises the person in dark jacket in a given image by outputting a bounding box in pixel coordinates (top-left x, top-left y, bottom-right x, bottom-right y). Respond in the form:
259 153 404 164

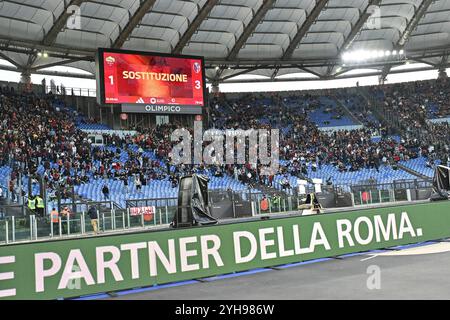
102 184 109 200
88 206 99 234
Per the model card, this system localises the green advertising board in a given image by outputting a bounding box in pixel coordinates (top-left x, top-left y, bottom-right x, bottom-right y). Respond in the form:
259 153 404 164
1 201 450 300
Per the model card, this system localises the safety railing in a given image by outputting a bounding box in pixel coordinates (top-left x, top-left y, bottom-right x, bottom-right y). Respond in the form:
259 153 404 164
0 182 437 246
45 86 97 98
352 189 398 206
124 191 300 217
0 205 177 246
51 200 123 215
0 183 9 200
0 215 33 244
0 203 25 218
0 196 302 246
252 194 297 216
331 178 433 194
125 198 178 209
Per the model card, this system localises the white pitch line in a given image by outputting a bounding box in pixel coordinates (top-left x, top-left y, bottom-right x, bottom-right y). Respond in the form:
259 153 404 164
360 253 382 262
360 242 450 261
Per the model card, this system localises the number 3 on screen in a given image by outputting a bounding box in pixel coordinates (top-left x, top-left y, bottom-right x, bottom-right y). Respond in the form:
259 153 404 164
194 80 201 90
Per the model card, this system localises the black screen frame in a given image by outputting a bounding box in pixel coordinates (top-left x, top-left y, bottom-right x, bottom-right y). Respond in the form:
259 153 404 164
96 47 207 110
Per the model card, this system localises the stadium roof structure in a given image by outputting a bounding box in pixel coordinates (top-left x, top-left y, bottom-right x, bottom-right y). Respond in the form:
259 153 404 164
0 0 449 84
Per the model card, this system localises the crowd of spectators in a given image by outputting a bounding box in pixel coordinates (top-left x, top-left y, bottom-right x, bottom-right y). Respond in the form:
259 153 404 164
212 93 419 163
368 78 450 133
1 76 449 206
209 80 449 186
0 88 188 202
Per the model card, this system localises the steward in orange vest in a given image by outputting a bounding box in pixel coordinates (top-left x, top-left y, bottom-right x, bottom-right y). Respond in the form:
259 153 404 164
260 196 269 211
51 208 59 223
50 208 59 235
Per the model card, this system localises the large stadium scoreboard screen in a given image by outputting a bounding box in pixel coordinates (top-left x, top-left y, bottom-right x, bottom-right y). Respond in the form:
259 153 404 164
96 48 206 114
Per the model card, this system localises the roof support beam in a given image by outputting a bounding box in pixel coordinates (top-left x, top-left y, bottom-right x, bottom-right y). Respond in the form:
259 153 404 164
173 0 219 54
33 69 94 79
43 0 85 46
398 0 434 47
271 67 280 80
439 53 449 66
411 57 439 66
341 0 382 52
221 65 434 84
296 65 323 79
24 53 37 71
282 0 329 60
297 66 323 78
0 51 23 69
438 53 449 76
2 34 449 68
113 0 157 48
327 0 382 76
221 66 260 81
213 0 275 81
380 0 434 82
31 58 81 71
226 0 276 60
412 54 450 71
0 37 95 56
334 66 353 77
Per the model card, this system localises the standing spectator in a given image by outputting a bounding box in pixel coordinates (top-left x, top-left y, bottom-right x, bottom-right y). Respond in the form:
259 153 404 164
60 206 71 234
268 174 274 187
135 175 142 193
280 175 291 191
102 184 109 200
122 175 129 194
88 205 99 234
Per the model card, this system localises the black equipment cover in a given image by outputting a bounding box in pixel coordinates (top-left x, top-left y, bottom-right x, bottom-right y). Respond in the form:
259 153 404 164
431 165 450 200
172 174 218 228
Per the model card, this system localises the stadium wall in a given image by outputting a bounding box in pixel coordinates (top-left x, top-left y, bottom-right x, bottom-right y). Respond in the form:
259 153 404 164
1 201 449 300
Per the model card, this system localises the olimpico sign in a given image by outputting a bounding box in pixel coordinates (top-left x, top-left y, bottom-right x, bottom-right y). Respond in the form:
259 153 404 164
121 104 202 114
1 201 450 300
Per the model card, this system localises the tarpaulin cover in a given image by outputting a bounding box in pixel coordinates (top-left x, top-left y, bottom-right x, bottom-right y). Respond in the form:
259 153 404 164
432 165 450 199
173 174 217 227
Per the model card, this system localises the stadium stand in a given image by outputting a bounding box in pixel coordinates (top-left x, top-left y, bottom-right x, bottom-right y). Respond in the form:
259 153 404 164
1 0 450 302
2 77 449 213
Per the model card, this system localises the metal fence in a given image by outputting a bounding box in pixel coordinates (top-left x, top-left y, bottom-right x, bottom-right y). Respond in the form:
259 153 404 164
45 85 97 98
0 178 436 246
334 178 433 193
0 206 174 245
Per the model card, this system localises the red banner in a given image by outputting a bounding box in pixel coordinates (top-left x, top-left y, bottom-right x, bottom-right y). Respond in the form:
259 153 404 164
130 206 155 222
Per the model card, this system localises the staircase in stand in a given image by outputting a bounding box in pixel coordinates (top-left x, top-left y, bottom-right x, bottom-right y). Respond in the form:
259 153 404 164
335 98 363 125
357 86 402 136
397 163 433 182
